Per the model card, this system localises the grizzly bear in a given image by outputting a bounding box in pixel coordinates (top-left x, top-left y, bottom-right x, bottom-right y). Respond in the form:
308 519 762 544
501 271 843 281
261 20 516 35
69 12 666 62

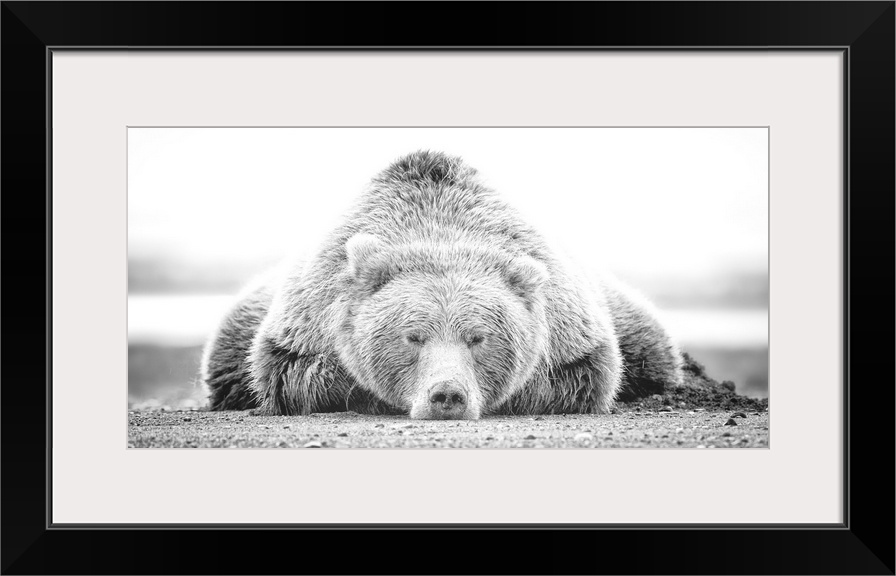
200 150 683 419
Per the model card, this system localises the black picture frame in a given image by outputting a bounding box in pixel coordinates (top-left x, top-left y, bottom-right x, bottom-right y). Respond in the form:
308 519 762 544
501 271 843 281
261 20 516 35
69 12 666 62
2 2 893 574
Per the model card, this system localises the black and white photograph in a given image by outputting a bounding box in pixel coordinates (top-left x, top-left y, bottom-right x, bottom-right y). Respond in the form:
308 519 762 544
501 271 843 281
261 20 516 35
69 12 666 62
128 127 769 448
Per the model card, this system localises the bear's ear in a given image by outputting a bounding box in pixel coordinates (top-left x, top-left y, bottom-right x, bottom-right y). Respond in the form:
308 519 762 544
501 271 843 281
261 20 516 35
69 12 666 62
504 255 549 301
345 233 394 293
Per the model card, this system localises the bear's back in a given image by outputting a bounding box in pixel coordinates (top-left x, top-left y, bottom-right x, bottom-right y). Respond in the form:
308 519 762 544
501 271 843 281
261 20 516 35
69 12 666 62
347 150 545 256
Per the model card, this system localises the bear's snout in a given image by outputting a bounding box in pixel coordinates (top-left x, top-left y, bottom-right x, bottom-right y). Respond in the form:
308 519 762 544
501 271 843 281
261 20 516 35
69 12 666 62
427 382 468 419
407 342 481 420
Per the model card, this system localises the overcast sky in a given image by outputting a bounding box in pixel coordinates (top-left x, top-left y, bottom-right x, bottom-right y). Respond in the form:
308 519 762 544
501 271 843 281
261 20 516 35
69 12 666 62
128 127 767 279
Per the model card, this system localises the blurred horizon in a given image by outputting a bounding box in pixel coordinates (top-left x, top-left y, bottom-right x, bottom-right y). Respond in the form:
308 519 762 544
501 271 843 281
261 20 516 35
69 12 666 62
128 252 768 308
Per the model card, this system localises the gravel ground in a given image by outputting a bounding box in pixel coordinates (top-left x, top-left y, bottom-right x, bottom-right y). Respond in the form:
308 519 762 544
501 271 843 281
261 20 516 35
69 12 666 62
128 408 768 448
128 353 769 448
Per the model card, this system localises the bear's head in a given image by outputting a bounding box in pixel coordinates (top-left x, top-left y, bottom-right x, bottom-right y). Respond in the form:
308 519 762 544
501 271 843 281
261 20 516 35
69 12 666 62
335 233 551 420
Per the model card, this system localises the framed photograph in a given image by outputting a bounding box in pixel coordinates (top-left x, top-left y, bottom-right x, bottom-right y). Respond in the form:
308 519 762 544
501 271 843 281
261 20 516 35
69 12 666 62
2 2 892 574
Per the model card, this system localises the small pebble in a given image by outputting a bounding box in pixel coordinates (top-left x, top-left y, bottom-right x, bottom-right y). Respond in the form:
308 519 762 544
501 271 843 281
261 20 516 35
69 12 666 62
283 425 290 429
374 423 385 428
337 432 348 437
659 406 673 413
574 432 594 443
732 412 747 419
303 441 322 448
525 434 536 440
183 417 192 422
725 418 738 426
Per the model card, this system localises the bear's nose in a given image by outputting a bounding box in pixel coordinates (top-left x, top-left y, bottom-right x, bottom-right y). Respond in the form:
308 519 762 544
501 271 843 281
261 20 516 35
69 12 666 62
428 382 467 419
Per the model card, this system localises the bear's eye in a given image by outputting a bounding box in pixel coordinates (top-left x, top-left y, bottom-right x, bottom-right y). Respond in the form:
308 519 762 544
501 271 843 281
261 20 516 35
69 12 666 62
404 333 427 346
468 334 486 346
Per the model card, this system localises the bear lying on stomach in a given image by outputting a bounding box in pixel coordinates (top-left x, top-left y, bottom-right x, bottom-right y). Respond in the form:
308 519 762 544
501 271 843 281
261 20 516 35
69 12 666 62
200 150 683 419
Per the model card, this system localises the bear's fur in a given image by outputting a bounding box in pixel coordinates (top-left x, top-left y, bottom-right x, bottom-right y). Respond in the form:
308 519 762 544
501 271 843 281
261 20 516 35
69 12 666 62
200 151 683 418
